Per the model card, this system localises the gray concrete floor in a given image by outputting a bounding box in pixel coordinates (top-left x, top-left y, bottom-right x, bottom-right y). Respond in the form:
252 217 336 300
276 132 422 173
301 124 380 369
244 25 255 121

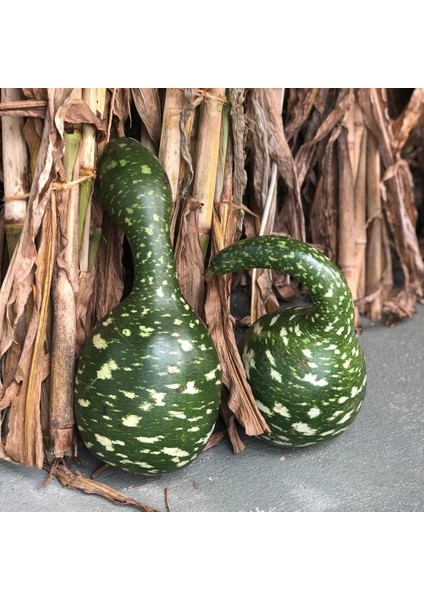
1 305 423 512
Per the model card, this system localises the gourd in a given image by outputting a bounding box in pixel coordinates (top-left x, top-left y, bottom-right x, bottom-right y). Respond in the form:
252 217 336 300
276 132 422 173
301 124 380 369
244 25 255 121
74 138 221 474
209 235 367 447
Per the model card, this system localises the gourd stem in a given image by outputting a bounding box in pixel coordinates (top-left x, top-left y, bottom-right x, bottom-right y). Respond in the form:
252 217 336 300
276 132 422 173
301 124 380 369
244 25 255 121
210 235 355 333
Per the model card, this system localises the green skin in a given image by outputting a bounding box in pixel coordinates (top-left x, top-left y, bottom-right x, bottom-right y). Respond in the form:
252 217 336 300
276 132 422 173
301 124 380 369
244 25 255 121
74 138 221 475
210 235 367 447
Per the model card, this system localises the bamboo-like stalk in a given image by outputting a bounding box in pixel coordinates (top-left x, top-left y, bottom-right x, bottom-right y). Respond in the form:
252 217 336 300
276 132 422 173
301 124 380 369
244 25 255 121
352 117 368 316
78 88 106 271
159 88 184 199
0 99 47 117
79 89 97 250
49 130 81 457
1 88 29 258
353 101 365 182
353 103 367 313
337 127 357 298
159 88 184 241
346 99 356 176
366 132 384 320
193 88 226 257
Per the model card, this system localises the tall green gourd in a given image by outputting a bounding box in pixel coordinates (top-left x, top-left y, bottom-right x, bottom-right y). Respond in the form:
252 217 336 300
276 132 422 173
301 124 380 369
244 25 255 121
74 138 221 474
209 235 367 447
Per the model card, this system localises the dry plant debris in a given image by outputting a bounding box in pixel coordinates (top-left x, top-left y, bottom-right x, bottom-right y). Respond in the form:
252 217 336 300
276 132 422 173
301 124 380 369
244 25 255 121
45 459 159 512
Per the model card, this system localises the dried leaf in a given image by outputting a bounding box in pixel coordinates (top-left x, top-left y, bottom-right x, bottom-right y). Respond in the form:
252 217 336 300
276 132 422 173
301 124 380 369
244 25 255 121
383 289 417 324
131 88 162 148
219 398 246 453
55 94 104 136
246 88 271 214
174 198 205 316
45 462 159 512
75 269 97 354
0 92 61 359
263 88 305 240
310 126 340 261
264 89 295 188
4 200 56 466
205 268 270 437
178 89 204 201
203 429 228 451
272 272 298 301
256 269 280 313
285 88 319 142
295 88 354 187
111 88 131 138
94 213 125 323
23 118 44 178
22 89 48 101
392 88 424 153
229 88 248 208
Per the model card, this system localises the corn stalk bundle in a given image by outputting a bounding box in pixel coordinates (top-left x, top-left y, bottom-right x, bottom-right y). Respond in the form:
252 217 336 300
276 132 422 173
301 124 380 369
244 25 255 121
1 88 423 499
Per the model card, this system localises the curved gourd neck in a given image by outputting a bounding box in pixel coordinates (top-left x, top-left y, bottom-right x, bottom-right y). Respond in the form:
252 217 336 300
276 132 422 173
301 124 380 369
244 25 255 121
125 214 180 303
98 138 180 304
210 235 355 334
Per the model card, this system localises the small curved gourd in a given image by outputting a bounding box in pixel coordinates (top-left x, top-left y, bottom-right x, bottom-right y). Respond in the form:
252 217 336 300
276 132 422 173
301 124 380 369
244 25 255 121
74 138 221 474
209 235 367 447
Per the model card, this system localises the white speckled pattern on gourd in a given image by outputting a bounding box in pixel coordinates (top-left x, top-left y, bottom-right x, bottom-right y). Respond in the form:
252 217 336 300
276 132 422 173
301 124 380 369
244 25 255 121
74 138 221 474
210 235 367 447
